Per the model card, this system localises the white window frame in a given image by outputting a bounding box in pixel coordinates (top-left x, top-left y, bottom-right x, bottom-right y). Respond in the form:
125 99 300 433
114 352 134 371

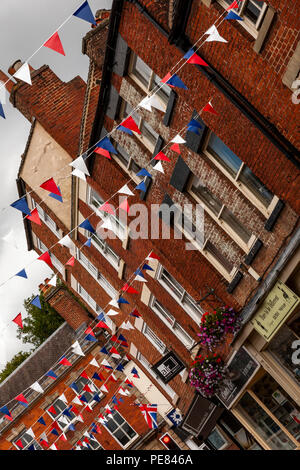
128 51 171 111
120 99 159 153
142 322 167 354
136 352 177 400
203 130 279 217
36 238 64 273
46 397 77 431
104 409 138 449
88 230 120 271
156 264 204 325
31 197 61 237
149 295 195 350
218 0 268 38
188 174 257 253
112 142 143 184
13 430 43 450
76 281 115 331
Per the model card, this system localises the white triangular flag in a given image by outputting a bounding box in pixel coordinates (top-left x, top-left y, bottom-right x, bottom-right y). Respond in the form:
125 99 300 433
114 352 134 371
111 352 121 359
58 235 74 250
30 381 44 394
205 25 228 43
72 343 85 357
26 427 35 438
13 62 32 85
100 384 108 393
72 168 86 181
72 396 83 406
125 389 131 396
83 431 90 438
153 161 164 173
106 309 119 316
134 275 147 283
89 383 97 392
76 414 84 423
70 156 90 176
126 321 135 331
59 393 68 404
118 184 135 196
109 299 120 309
40 432 48 443
89 358 100 368
99 217 114 231
58 415 69 425
48 275 57 287
139 95 165 112
171 134 186 144
118 387 127 396
50 443 58 450
139 96 153 111
120 322 129 330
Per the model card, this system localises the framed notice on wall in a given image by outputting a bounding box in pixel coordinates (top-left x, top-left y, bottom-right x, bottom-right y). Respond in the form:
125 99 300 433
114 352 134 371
152 351 185 384
216 347 259 409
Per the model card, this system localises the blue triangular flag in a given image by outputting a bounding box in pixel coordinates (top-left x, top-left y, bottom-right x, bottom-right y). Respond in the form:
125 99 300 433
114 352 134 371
112 395 118 405
183 48 195 60
117 125 133 135
100 347 109 355
46 370 57 379
134 268 145 278
28 444 35 450
68 423 76 432
118 397 124 403
38 416 46 425
0 405 11 417
0 102 5 119
142 263 154 271
225 11 243 21
79 219 95 234
84 238 92 247
10 197 31 216
187 126 200 135
188 119 203 129
131 367 139 377
63 408 72 418
166 74 188 89
70 382 79 393
79 394 88 403
93 393 101 403
51 428 59 436
96 137 117 154
135 181 146 192
73 1 97 25
118 334 127 342
16 269 28 279
92 373 102 381
31 296 42 309
117 297 129 305
49 186 63 203
85 334 97 342
136 168 152 179
97 312 106 322
116 363 124 372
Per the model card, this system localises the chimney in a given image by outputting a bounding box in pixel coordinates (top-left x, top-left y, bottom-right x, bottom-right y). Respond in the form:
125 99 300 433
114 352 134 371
0 70 15 94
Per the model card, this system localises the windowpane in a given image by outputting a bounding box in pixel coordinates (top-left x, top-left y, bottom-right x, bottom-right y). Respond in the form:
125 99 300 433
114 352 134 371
115 429 129 446
207 132 242 178
106 418 118 432
140 120 159 147
152 73 171 104
205 240 234 273
244 0 262 23
122 422 136 439
239 166 274 207
132 56 152 87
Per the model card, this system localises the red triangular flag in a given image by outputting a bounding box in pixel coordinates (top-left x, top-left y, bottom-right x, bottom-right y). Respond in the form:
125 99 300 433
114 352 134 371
80 370 89 379
83 384 92 393
71 406 80 415
15 439 24 449
131 308 141 317
227 1 239 10
154 151 171 162
170 143 181 154
110 347 120 355
26 208 42 226
121 116 141 134
59 433 67 442
44 32 65 56
109 374 117 382
40 178 61 196
148 251 160 260
48 406 57 415
203 102 218 116
59 357 72 366
12 313 23 329
85 404 93 413
161 72 174 87
119 199 130 213
94 147 111 159
85 327 95 336
96 321 109 329
187 54 209 66
66 256 75 267
99 202 115 214
38 251 53 269
121 284 139 294
15 393 28 405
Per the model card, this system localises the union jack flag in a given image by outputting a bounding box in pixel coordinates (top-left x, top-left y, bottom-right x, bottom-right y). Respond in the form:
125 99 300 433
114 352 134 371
139 404 158 429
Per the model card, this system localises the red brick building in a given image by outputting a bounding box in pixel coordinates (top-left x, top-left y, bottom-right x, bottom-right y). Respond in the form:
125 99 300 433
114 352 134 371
1 0 299 451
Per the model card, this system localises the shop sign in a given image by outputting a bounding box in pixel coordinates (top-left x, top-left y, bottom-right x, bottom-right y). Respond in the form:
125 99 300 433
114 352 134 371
251 281 300 341
217 347 259 408
151 351 185 383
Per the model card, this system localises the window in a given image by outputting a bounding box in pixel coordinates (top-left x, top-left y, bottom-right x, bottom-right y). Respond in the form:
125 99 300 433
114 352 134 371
113 142 142 182
122 100 159 152
205 131 276 215
73 376 102 406
79 436 102 450
129 52 171 109
36 238 64 272
47 398 77 431
218 0 268 37
142 323 167 354
150 296 195 349
90 232 120 270
31 198 60 237
206 427 230 450
88 186 126 240
104 409 137 448
76 281 115 331
157 266 204 324
136 352 177 399
76 250 118 299
13 429 43 450
190 174 253 249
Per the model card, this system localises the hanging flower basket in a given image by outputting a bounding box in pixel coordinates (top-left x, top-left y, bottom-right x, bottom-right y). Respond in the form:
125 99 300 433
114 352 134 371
189 353 226 398
197 306 240 351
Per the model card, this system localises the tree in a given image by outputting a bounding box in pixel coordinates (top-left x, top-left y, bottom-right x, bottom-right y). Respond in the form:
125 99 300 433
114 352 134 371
16 293 64 349
0 351 31 383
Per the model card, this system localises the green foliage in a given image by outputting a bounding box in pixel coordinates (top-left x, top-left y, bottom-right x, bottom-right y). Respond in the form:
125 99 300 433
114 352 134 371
16 293 64 349
0 351 31 383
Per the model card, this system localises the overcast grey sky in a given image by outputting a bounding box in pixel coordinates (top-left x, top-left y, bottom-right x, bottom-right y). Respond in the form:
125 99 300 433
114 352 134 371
0 0 112 368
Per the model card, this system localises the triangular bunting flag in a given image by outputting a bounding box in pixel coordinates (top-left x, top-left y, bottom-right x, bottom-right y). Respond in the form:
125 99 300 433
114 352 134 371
79 219 95 233
121 116 141 134
153 151 170 162
0 102 5 119
26 208 42 226
153 161 164 173
44 32 65 55
30 381 44 394
38 251 53 269
121 284 139 294
15 393 28 407
171 134 186 144
204 25 228 43
49 185 63 203
73 1 96 25
227 0 239 9
13 62 32 85
46 370 57 380
146 251 160 260
10 197 31 216
15 269 28 279
119 198 130 213
170 143 181 154
135 181 146 192
225 11 243 20
66 256 75 267
98 202 115 215
162 73 188 90
203 101 218 115
90 358 100 367
40 178 61 197
96 137 117 154
31 295 42 309
58 235 74 250
71 168 86 181
118 184 134 196
12 313 23 329
59 357 72 366
70 156 90 175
